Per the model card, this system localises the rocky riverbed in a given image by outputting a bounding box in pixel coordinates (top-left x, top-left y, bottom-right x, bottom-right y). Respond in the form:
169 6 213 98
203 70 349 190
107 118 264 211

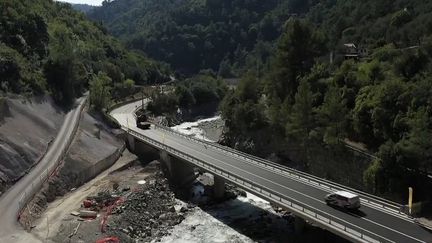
171 115 224 142
105 166 188 242
50 160 191 243
164 116 349 243
36 113 347 243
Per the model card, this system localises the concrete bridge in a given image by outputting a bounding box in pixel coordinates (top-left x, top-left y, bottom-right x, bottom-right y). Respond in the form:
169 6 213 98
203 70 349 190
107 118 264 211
110 100 432 243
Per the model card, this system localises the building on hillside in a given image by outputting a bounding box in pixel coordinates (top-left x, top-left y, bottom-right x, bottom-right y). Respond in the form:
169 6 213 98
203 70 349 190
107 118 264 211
342 43 368 60
329 43 369 64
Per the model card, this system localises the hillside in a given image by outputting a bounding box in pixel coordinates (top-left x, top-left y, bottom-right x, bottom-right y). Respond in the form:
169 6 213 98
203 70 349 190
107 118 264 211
308 0 432 47
0 96 64 194
219 3 432 201
88 0 292 74
0 0 170 106
90 0 432 201
89 0 432 75
71 3 95 13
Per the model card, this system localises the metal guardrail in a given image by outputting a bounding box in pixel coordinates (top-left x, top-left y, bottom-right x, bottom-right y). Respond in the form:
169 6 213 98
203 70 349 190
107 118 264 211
126 94 396 212
17 97 88 218
125 127 389 243
152 124 404 214
111 100 407 242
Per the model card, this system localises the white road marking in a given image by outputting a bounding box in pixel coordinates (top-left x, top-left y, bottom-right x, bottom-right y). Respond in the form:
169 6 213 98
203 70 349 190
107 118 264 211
114 104 428 243
143 129 418 243
173 134 414 223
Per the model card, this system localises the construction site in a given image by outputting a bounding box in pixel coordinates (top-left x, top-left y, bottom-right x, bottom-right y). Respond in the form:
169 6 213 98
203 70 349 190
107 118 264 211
0 96 350 243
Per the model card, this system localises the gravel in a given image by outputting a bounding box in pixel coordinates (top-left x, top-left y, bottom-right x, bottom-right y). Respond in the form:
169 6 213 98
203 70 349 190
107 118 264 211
106 163 190 242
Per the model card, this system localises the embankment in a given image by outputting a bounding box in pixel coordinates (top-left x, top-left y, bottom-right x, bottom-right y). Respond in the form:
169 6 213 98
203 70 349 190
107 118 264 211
20 112 125 227
0 96 65 195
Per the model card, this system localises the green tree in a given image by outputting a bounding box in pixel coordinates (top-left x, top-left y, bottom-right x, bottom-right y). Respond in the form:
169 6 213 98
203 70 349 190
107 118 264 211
45 22 82 105
363 158 383 193
317 86 348 146
286 80 315 138
236 72 261 102
268 19 325 102
396 108 432 174
390 9 412 28
89 72 112 111
286 79 315 169
218 58 233 78
113 78 135 99
175 84 195 107
0 44 27 93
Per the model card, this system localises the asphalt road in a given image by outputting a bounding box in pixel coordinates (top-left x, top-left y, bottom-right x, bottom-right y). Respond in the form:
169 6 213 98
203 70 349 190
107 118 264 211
111 101 432 243
0 97 86 242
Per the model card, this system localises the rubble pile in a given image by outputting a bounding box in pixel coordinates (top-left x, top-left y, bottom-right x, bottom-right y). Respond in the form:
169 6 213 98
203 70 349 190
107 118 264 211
107 171 189 242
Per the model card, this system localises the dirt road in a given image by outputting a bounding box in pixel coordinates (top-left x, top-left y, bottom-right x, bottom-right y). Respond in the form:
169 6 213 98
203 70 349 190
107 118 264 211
31 150 137 241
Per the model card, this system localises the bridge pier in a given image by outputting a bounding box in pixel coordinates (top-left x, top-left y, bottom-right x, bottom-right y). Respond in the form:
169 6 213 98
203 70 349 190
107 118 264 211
160 151 196 188
127 134 135 152
213 175 225 200
159 151 172 174
294 216 306 233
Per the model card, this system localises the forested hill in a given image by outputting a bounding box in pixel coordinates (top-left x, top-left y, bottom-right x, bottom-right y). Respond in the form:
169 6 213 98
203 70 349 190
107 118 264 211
308 0 432 47
90 0 432 201
218 1 432 201
71 3 95 13
0 0 169 106
89 0 432 75
88 0 299 74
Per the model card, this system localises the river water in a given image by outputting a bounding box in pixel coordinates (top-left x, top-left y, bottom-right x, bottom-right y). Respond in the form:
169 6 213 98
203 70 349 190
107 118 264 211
170 116 222 142
157 117 292 243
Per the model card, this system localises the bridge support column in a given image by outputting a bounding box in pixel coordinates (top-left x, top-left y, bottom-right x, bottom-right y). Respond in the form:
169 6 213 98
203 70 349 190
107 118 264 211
160 151 195 188
294 216 305 233
159 150 172 176
127 134 135 152
213 175 225 200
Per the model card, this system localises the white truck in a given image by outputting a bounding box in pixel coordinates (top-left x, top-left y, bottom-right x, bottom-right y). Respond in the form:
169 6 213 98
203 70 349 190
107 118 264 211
325 191 361 210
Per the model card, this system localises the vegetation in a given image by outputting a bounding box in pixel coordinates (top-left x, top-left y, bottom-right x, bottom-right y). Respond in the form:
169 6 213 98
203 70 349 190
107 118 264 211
89 72 112 111
221 15 432 200
148 73 227 115
4 0 432 201
71 3 95 13
89 0 288 74
0 0 170 108
89 0 432 75
89 0 432 200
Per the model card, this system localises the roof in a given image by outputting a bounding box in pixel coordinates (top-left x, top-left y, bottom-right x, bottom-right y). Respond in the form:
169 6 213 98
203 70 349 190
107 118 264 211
344 43 357 48
334 191 359 199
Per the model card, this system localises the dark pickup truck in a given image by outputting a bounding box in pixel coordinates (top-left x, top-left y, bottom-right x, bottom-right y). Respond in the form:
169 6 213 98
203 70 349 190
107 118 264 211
136 113 151 130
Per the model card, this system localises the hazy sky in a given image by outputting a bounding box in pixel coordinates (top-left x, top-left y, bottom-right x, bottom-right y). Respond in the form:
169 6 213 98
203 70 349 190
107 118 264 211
59 0 104 6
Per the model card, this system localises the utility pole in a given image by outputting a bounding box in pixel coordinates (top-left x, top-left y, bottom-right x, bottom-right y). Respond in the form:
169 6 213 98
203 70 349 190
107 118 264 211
141 89 144 110
408 187 413 215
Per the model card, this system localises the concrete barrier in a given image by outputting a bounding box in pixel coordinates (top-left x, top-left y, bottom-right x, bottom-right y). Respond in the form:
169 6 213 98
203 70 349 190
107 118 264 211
76 143 126 186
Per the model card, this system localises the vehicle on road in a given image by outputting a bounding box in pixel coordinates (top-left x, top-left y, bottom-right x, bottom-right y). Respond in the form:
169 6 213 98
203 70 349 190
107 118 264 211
136 113 151 130
325 191 361 209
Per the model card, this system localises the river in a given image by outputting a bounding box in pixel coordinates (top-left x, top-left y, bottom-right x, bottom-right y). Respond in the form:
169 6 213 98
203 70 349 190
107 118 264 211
158 116 293 243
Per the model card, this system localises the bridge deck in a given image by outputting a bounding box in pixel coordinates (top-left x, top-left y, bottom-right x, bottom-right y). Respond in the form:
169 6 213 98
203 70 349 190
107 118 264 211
137 127 431 243
110 101 432 243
